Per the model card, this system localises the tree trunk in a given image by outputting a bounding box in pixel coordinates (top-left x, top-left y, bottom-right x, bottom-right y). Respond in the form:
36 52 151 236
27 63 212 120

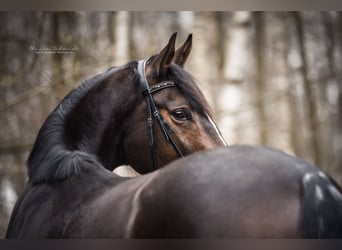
292 12 321 166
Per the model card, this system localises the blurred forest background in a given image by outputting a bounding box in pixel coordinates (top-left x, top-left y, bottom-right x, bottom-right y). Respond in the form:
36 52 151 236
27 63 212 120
1 11 342 237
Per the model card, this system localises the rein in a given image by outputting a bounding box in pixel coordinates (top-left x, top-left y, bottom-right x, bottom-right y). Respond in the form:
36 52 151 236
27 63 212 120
137 60 183 170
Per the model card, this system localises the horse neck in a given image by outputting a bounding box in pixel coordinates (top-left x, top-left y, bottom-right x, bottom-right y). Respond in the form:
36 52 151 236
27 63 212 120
66 82 137 169
27 66 138 184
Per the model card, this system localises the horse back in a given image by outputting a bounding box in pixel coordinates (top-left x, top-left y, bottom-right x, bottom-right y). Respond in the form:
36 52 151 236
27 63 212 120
128 146 339 238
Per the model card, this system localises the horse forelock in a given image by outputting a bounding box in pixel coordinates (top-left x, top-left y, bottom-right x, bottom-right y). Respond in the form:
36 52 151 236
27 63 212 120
168 64 213 118
133 58 211 118
27 66 124 184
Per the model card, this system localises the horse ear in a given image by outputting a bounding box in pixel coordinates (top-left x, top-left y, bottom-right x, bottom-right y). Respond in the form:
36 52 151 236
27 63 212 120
148 32 177 78
173 34 192 68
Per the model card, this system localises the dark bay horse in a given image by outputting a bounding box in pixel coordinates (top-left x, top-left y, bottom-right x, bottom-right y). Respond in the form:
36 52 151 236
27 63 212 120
6 33 342 238
6 145 342 238
6 33 227 237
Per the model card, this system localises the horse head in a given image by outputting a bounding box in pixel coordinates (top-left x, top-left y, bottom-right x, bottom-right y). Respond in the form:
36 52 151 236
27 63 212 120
122 33 226 173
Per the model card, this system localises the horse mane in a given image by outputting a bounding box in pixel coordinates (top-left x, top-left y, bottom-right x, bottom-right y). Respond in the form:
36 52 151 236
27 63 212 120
27 66 122 184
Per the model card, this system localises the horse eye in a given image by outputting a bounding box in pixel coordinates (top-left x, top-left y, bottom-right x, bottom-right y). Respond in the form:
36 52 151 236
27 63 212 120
171 109 192 121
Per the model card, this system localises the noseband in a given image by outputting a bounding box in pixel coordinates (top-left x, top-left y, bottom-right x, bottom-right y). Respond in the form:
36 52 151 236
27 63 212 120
137 60 183 170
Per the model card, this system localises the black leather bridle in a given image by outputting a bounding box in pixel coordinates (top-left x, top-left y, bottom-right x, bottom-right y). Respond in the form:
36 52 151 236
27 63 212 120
137 59 183 170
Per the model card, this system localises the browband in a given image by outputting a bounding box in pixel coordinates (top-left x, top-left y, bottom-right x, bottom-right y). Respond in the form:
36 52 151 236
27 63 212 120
137 60 175 95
